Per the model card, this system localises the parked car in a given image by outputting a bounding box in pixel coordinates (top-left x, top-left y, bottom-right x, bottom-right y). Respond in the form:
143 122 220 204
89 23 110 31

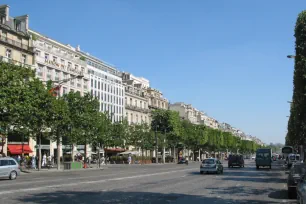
200 158 223 174
0 157 20 180
287 153 300 169
294 163 306 202
228 155 244 168
178 158 188 165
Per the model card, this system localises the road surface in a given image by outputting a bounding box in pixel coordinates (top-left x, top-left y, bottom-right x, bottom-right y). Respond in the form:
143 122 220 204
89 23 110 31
0 160 295 204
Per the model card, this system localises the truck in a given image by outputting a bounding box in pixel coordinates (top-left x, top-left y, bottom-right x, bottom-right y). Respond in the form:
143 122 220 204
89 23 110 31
255 148 272 169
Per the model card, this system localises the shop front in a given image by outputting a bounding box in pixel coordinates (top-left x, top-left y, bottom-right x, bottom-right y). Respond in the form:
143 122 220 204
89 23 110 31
7 144 33 156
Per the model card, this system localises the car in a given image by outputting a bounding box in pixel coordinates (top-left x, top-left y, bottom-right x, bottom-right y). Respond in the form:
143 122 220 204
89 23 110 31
178 158 188 165
200 158 223 174
288 162 305 199
0 157 21 180
228 154 244 168
251 156 256 160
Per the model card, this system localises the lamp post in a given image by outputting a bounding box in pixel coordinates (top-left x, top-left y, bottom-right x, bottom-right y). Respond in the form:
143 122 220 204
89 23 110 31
45 74 84 96
155 125 158 164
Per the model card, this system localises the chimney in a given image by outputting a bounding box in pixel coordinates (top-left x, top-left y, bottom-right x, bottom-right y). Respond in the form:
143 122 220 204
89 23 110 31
76 45 80 51
5 5 9 21
0 5 9 21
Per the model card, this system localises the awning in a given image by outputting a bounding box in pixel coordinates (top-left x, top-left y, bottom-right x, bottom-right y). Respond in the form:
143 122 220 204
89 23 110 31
8 144 33 155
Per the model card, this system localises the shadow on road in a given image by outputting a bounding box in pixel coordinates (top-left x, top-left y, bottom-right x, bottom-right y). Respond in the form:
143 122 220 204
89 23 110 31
221 177 286 184
16 190 284 204
268 189 289 200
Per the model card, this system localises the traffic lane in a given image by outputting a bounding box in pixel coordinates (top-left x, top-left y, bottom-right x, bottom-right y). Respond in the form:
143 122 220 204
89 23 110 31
1 161 295 204
0 163 199 192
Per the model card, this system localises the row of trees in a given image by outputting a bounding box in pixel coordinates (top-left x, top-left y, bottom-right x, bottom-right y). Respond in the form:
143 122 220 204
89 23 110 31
286 11 306 146
0 62 262 170
151 110 262 162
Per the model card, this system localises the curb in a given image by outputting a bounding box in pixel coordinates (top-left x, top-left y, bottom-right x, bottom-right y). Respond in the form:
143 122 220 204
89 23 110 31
21 167 107 174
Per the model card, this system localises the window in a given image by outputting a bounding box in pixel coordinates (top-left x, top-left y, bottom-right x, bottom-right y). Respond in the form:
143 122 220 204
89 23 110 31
6 49 11 58
21 54 26 64
68 62 72 68
141 115 143 122
53 56 57 62
144 102 146 109
91 79 93 87
55 71 60 81
9 160 16 165
130 98 132 105
61 59 65 65
131 113 133 123
136 115 138 123
35 50 41 56
135 100 137 107
63 87 68 95
140 101 143 108
16 22 21 31
98 82 100 89
0 160 9 166
45 53 49 60
1 16 5 24
95 80 97 88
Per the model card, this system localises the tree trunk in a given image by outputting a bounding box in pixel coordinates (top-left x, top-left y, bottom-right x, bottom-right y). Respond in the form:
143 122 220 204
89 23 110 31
142 147 144 165
57 130 61 170
38 133 42 171
198 149 201 161
1 135 4 155
84 140 87 168
162 138 166 164
72 144 75 162
173 146 176 163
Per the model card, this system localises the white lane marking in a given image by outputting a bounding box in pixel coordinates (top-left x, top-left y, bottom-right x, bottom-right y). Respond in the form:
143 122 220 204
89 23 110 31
8 166 188 186
0 168 197 195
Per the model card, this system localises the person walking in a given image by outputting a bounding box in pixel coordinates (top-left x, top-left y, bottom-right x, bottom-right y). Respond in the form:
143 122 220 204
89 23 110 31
42 154 47 167
128 155 132 165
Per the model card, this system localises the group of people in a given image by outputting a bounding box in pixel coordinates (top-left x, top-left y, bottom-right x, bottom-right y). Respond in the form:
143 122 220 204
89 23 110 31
13 154 54 169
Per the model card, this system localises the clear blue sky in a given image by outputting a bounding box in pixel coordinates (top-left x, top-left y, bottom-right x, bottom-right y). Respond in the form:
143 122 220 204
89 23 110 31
3 0 305 144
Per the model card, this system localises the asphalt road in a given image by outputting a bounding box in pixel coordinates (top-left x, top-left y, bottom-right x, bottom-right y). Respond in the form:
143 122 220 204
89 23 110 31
0 160 295 204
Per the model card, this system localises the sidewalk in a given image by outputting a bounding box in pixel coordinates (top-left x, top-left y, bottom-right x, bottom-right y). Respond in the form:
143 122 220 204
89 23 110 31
20 165 106 174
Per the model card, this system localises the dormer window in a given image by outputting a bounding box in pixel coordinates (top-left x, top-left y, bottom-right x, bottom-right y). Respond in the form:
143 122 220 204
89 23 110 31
1 16 5 24
16 22 21 31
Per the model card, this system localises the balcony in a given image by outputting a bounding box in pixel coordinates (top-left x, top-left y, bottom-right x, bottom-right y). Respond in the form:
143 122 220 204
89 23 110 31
0 56 34 68
0 35 33 53
126 104 150 113
35 42 86 67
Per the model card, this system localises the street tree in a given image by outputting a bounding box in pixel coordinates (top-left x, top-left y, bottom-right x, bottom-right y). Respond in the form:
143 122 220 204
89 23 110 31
287 11 306 146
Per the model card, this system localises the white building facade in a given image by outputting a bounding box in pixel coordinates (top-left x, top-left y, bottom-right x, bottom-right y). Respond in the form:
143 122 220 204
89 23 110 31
78 50 124 122
122 72 150 125
29 30 90 158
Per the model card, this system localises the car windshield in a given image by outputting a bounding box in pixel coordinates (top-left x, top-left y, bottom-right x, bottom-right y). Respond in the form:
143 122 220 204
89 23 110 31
203 159 215 164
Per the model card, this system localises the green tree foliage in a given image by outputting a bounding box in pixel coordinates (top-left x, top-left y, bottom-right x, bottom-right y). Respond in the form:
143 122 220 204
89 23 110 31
287 11 306 146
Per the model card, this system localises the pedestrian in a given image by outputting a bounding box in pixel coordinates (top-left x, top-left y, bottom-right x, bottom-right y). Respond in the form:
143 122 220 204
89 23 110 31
42 154 47 167
17 155 21 165
101 156 105 165
128 155 132 165
31 156 36 169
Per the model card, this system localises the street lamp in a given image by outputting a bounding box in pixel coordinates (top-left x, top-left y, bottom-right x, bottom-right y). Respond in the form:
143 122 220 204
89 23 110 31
45 74 84 96
287 55 296 59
